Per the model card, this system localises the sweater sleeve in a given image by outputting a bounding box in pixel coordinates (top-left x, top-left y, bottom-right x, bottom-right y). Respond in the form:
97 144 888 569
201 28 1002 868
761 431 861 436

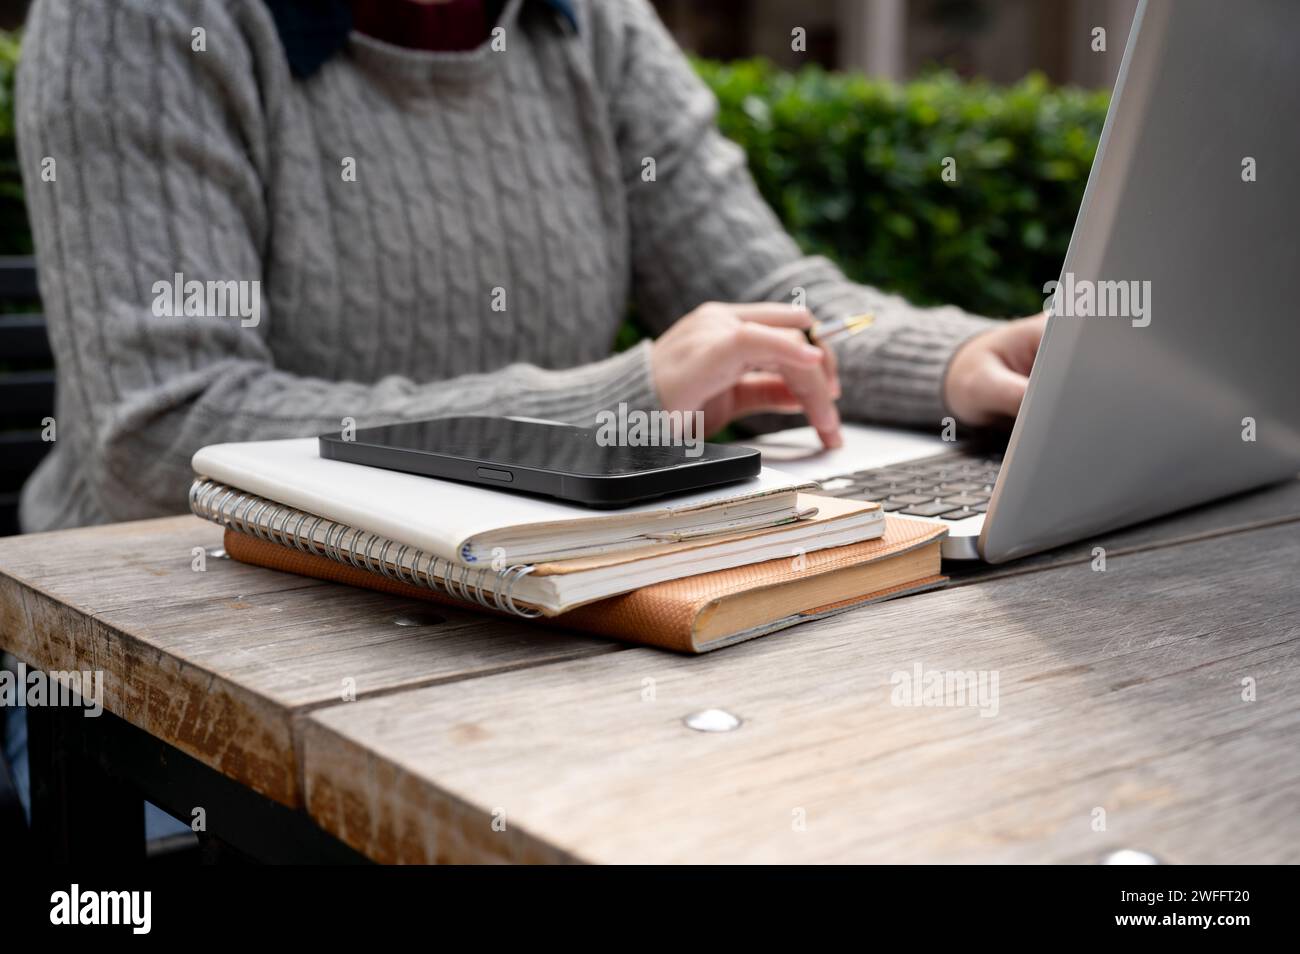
17 0 658 522
589 0 1000 427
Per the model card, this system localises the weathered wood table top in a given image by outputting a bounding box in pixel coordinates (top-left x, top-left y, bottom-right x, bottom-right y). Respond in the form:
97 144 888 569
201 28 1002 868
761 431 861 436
2 478 1298 862
0 517 616 807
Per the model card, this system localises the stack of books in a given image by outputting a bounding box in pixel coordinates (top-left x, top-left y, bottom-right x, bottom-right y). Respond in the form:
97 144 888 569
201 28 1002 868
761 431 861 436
189 438 946 652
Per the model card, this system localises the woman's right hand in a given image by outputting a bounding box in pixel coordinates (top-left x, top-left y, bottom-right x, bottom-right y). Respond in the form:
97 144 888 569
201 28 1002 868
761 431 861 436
650 302 843 449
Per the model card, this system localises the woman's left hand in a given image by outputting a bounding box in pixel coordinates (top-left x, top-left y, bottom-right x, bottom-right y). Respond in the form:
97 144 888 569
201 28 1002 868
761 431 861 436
943 313 1047 427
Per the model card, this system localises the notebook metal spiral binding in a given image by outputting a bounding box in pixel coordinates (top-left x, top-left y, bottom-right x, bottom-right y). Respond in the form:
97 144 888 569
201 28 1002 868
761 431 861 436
188 478 542 618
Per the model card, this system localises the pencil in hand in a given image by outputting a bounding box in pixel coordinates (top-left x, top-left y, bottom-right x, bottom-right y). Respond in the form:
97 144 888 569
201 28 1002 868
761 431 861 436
808 312 875 345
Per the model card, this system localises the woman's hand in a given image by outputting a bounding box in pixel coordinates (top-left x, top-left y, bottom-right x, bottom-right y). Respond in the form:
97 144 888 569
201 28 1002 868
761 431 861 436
651 302 843 448
943 313 1047 427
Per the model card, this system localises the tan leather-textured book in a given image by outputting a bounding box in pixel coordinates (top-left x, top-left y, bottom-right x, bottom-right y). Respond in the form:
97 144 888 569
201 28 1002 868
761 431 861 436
221 516 947 653
192 476 889 615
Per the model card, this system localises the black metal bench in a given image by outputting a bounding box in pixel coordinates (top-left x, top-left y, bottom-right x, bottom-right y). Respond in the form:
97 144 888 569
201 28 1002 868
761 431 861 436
0 255 52 537
0 254 46 854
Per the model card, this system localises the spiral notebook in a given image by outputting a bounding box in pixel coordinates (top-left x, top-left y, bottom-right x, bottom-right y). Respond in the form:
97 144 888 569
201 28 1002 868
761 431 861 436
191 438 814 566
190 478 885 616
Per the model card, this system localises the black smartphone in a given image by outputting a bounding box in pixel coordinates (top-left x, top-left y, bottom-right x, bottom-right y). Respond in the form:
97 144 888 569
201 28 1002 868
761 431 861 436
318 416 760 507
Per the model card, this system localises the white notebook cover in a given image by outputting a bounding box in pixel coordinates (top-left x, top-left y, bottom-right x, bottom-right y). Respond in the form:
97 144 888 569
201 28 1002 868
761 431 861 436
191 438 810 565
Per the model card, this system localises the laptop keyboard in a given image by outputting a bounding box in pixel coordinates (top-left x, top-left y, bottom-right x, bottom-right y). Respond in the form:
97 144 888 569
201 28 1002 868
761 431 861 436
815 450 1003 521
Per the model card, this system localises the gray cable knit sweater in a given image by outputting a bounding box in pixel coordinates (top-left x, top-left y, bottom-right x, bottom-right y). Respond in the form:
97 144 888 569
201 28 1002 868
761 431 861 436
16 0 995 532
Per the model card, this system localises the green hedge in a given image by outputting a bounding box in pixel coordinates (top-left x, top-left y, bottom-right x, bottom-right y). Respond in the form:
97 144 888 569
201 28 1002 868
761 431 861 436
699 60 1109 318
0 33 1107 315
0 30 28 255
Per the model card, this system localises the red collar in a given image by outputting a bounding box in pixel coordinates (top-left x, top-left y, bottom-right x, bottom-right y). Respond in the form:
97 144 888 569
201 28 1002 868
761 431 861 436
350 0 491 53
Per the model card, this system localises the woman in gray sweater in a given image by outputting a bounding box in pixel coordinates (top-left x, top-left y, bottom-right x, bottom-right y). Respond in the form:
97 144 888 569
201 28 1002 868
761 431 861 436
16 0 1044 533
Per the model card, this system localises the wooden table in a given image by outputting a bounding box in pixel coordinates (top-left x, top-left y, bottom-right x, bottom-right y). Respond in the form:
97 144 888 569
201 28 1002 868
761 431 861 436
2 479 1298 863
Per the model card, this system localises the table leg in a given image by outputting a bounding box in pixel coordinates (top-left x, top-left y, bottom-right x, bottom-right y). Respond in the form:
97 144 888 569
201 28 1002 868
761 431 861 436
34 702 367 863
27 702 145 863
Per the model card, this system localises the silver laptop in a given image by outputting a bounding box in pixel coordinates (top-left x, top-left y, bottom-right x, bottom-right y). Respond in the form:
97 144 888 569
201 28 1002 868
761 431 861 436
749 0 1300 562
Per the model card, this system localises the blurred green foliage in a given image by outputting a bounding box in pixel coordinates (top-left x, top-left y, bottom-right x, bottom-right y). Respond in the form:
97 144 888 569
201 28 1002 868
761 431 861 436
0 30 28 255
0 30 1107 314
698 59 1109 317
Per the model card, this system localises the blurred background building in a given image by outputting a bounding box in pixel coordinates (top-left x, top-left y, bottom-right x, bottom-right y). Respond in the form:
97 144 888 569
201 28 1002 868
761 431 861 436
1 0 1138 89
652 0 1137 87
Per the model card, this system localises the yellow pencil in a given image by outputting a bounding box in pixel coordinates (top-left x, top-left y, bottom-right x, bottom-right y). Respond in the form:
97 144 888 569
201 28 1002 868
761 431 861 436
809 312 875 345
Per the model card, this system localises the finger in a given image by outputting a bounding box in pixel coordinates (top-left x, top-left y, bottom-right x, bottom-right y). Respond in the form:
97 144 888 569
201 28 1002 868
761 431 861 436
821 342 841 400
775 357 843 449
733 303 815 329
982 361 1030 419
729 323 825 371
665 325 818 414
1002 313 1048 373
1024 312 1048 357
728 373 804 417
